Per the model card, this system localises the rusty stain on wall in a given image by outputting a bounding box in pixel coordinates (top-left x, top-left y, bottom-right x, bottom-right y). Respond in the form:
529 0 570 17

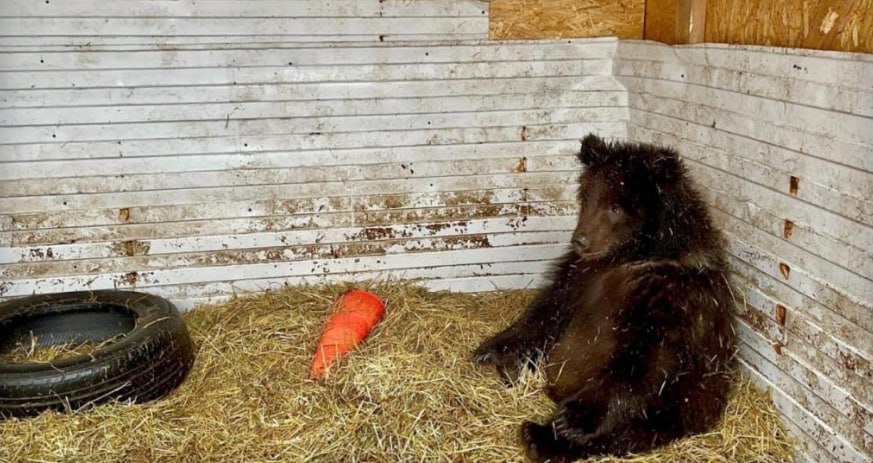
10 193 576 247
358 226 407 241
115 270 140 288
738 303 769 333
118 207 131 222
783 219 794 239
520 187 533 216
778 262 791 279
5 231 512 280
839 350 859 373
113 239 151 257
10 204 566 248
775 303 787 326
789 176 799 196
738 302 787 356
772 341 784 355
443 235 492 248
382 195 404 209
358 203 560 230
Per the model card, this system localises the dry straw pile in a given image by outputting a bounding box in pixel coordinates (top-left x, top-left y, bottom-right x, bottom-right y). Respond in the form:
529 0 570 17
1 283 793 462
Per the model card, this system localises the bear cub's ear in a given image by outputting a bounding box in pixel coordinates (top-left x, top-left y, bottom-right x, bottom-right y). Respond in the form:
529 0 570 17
647 149 682 183
578 133 609 166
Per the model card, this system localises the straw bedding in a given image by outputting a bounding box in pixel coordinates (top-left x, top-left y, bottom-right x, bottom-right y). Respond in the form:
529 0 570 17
1 336 125 364
0 283 793 462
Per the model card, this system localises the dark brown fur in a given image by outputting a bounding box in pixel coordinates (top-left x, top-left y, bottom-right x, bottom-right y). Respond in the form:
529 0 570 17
473 134 736 462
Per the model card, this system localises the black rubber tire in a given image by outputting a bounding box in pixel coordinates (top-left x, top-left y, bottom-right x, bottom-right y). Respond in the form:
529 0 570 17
0 290 195 419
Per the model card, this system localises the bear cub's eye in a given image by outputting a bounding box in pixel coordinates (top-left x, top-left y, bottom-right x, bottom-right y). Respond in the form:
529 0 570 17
609 204 622 215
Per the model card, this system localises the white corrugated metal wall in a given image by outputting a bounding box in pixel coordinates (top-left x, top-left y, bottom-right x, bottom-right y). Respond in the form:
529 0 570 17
616 41 873 462
0 0 627 309
1 1 871 462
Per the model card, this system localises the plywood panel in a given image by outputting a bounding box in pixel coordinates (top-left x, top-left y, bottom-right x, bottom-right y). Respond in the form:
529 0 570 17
490 0 644 40
705 0 873 53
644 0 682 44
644 0 708 44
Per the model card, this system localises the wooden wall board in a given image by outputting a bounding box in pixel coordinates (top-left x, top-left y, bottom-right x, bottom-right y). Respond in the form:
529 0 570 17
645 0 872 53
705 0 873 53
490 0 644 40
644 0 682 44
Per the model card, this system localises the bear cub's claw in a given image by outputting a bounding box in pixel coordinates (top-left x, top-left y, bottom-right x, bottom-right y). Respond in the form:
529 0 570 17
472 334 538 385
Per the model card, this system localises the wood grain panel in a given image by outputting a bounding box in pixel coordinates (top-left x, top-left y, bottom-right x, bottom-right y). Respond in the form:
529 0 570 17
705 0 873 53
490 0 644 39
644 0 681 44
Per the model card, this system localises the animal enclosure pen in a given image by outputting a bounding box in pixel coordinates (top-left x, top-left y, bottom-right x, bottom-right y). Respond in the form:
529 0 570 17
0 0 871 462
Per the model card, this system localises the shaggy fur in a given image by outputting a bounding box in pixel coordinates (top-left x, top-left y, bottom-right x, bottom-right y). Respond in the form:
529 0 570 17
473 134 737 462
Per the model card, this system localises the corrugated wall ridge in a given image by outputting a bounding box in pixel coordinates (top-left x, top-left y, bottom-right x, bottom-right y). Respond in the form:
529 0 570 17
616 40 873 463
0 0 627 310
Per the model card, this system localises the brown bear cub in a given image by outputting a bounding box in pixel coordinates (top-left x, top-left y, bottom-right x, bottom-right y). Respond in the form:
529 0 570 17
473 134 736 462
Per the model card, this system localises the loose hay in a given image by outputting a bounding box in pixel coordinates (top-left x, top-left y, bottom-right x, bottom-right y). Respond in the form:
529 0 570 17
1 283 794 462
1 335 124 364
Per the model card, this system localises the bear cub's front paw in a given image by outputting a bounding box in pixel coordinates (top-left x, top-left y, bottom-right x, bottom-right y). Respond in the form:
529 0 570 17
472 334 538 385
521 421 575 463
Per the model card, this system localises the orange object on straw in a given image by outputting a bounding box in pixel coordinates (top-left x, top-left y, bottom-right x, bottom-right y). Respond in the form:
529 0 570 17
309 289 386 380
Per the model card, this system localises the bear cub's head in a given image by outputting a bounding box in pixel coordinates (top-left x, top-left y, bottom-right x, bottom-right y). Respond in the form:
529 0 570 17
571 133 715 262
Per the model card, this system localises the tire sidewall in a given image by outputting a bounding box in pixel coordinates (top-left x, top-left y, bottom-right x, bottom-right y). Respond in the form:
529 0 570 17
0 290 195 417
